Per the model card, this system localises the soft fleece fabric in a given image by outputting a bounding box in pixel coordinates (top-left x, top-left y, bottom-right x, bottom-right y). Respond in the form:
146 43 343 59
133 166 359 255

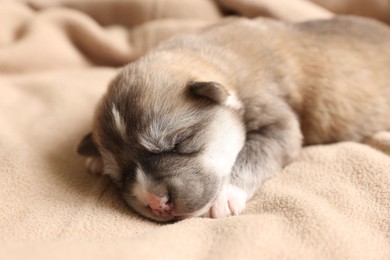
1 0 389 259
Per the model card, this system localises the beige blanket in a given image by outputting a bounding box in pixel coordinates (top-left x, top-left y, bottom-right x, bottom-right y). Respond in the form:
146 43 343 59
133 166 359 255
1 0 390 259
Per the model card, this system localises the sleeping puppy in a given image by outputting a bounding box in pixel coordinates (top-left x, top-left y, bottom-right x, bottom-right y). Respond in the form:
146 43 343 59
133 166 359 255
77 16 390 222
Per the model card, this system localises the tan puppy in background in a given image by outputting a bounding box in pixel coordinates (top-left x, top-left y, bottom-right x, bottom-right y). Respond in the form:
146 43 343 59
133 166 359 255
77 16 390 222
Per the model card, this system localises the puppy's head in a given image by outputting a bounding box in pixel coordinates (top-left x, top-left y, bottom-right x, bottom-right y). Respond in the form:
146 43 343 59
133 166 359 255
78 55 245 221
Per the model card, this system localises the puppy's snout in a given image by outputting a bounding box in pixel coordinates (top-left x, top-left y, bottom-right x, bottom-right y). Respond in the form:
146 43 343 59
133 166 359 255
146 192 174 217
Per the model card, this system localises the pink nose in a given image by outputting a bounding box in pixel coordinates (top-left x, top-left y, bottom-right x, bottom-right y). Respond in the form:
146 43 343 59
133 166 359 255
146 193 174 217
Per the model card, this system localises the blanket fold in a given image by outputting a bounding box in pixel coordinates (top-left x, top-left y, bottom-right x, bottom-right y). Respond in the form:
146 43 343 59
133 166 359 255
1 0 389 259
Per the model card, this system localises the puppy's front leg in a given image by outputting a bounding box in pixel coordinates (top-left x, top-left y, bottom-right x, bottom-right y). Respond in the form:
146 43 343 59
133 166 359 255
210 100 302 218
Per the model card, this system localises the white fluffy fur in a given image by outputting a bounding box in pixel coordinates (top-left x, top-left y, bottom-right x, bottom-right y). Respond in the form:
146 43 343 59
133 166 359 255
210 183 248 218
111 104 127 140
202 110 245 178
223 94 243 110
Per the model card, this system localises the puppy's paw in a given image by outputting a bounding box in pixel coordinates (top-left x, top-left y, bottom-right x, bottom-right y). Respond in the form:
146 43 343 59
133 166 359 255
85 156 104 176
209 184 247 218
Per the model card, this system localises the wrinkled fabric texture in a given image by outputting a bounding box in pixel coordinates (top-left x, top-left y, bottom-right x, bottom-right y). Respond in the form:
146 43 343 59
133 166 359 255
1 0 390 259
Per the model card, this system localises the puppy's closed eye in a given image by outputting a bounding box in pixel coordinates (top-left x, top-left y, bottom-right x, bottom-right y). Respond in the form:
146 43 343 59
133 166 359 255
169 130 195 154
149 135 193 155
149 129 201 155
168 129 207 155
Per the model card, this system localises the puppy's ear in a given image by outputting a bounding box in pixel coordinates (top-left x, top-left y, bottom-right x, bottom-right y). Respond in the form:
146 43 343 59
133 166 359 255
77 132 100 156
189 81 229 103
189 81 242 110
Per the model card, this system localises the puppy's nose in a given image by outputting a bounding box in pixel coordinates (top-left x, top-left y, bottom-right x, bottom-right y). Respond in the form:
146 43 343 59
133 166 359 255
146 193 173 212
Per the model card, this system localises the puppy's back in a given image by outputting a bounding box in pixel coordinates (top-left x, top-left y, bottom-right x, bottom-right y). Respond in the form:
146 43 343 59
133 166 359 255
155 16 390 144
287 17 390 143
